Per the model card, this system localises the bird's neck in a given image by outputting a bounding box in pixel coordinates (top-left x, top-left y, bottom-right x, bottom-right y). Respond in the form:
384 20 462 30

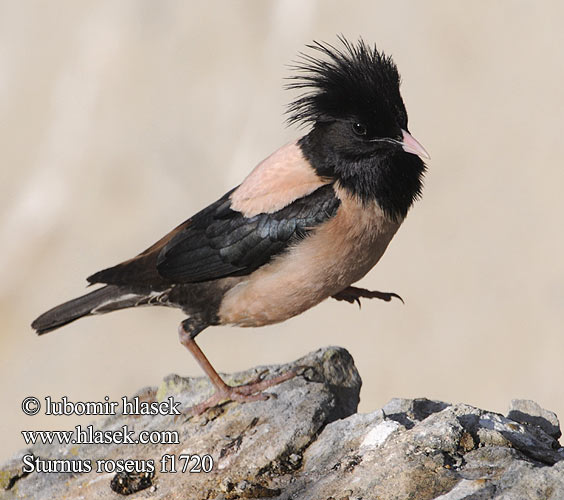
297 127 336 179
298 128 426 222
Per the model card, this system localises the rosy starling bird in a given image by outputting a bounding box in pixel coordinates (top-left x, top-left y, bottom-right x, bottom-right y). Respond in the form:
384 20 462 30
32 38 429 414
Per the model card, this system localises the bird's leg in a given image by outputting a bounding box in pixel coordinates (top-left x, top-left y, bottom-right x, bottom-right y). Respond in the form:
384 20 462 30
332 286 404 307
179 319 297 416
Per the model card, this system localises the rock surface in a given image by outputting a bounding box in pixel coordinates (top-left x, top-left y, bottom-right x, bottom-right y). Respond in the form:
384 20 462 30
1 346 563 499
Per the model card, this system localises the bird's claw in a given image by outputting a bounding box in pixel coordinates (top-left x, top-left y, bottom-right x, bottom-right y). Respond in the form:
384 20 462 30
332 286 404 306
186 368 298 416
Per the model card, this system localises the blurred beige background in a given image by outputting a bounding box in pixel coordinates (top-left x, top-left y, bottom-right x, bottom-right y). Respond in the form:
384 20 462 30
2 1 563 460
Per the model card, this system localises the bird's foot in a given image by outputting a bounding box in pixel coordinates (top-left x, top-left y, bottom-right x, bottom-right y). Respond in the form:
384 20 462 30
188 368 299 416
332 286 404 307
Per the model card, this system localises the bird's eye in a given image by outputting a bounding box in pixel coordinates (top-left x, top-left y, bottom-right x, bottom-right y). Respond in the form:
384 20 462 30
351 122 367 137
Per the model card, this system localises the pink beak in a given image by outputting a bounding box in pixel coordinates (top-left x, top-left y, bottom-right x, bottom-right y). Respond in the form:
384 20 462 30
401 129 430 159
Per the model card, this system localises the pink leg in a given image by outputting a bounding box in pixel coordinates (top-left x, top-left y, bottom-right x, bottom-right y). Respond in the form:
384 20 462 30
179 321 297 415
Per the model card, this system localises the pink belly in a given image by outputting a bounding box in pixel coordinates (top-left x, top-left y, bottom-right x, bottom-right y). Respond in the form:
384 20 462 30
218 194 400 327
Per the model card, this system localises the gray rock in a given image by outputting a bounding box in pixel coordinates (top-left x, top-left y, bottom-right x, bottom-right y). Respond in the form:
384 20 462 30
382 397 450 428
1 346 563 500
285 401 564 500
0 346 360 500
508 398 561 440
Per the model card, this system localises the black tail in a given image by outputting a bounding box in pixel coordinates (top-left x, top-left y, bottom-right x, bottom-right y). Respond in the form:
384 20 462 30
31 285 145 335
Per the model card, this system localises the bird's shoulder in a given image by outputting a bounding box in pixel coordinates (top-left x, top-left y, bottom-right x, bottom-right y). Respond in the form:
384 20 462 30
230 140 332 217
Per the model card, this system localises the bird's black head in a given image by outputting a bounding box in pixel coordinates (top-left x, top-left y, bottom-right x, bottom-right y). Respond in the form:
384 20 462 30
288 37 428 221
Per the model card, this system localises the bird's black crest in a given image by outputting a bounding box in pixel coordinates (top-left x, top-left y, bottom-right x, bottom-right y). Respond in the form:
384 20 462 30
286 36 403 127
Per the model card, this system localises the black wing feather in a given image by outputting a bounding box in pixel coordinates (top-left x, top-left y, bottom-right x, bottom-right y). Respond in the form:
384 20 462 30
156 184 339 282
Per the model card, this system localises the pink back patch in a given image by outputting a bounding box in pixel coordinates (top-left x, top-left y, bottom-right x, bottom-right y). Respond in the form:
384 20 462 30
230 142 330 217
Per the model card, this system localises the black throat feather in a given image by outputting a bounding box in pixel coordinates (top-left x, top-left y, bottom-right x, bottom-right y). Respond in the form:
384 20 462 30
299 131 426 222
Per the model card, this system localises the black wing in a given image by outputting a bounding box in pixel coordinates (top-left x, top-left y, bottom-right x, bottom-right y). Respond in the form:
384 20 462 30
156 183 340 282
